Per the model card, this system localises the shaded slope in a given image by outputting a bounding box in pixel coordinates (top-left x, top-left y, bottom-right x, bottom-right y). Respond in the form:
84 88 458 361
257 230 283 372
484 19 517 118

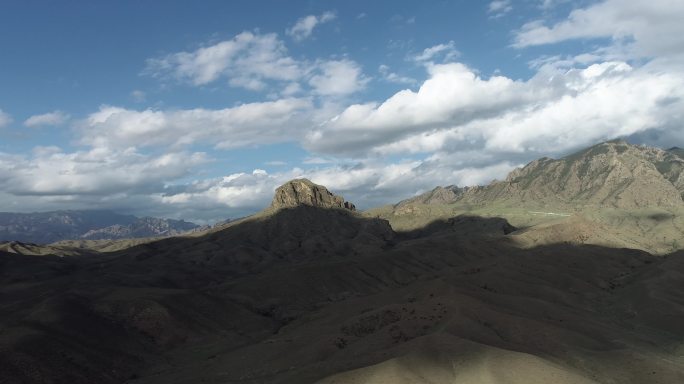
3 176 684 384
2 208 684 383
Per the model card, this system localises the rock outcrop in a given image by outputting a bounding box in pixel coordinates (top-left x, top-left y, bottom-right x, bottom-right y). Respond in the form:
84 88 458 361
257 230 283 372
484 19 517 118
271 178 356 211
478 140 684 208
394 140 684 210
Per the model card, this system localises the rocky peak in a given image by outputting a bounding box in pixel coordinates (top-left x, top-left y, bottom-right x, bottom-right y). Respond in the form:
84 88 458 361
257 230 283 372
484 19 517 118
271 179 356 211
482 140 684 208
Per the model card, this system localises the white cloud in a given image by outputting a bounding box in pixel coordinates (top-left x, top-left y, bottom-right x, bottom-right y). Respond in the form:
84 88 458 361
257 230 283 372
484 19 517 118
488 0 513 18
145 31 303 88
5 51 683 221
24 111 70 127
378 64 416 85
80 98 313 150
306 62 544 154
159 169 279 215
306 60 684 160
287 11 336 41
0 109 13 128
154 156 519 219
5 2 684 221
514 0 684 62
539 0 569 10
413 41 460 63
480 62 684 153
144 31 369 98
302 156 334 165
309 59 369 96
0 147 207 196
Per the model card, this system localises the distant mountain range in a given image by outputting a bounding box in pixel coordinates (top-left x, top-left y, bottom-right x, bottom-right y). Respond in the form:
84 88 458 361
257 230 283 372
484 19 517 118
0 210 200 244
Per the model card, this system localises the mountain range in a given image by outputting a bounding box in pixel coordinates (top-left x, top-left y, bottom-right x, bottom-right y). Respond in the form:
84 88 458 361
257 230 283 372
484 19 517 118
0 210 200 244
1 140 684 384
395 140 684 210
368 140 684 254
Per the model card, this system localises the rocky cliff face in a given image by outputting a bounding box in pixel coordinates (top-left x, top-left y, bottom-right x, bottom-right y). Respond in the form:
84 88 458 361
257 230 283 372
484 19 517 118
398 141 684 210
481 140 684 208
271 178 356 211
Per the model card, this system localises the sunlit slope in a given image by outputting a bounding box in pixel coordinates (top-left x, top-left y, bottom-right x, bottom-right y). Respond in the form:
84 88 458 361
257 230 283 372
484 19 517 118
367 141 684 253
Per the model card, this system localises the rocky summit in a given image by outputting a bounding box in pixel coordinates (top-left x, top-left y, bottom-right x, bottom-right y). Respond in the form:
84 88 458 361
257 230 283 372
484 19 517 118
392 140 684 211
271 178 356 211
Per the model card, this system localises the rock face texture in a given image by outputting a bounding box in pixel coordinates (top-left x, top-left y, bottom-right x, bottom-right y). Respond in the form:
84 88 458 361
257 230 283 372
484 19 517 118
271 178 356 211
396 140 684 210
478 140 684 208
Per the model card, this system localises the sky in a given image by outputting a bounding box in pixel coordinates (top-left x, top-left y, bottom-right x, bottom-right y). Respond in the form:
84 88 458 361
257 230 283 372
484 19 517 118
1 0 684 223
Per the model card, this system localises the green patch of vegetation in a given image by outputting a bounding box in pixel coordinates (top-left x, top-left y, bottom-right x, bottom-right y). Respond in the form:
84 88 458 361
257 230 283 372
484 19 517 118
655 161 673 175
668 147 684 159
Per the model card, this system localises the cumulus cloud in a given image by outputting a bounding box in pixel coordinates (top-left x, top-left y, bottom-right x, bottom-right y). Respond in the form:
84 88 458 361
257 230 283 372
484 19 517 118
3 0 684 222
539 0 569 9
79 98 313 149
488 0 513 18
24 111 70 127
378 64 416 85
0 147 207 196
306 62 547 154
159 169 279 216
307 59 684 160
413 41 460 63
154 156 519 221
0 109 13 128
4 53 683 221
287 11 336 41
309 59 369 96
144 31 368 98
145 31 303 88
514 0 684 62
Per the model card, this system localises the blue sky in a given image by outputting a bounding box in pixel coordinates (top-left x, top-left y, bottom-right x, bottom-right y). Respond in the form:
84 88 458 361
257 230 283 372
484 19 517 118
1 0 683 222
